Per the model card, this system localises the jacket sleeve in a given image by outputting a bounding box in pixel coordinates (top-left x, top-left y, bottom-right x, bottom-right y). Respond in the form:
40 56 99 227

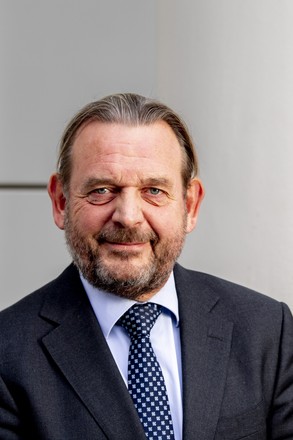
269 303 293 439
0 374 22 439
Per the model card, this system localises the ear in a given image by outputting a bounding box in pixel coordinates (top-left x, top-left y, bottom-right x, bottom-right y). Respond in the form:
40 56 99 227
47 173 67 230
185 178 205 233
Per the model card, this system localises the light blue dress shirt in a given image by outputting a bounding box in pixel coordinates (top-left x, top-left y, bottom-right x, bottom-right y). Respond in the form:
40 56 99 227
81 272 183 440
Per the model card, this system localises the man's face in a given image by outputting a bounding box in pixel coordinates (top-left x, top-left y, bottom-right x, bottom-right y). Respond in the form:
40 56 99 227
49 121 203 300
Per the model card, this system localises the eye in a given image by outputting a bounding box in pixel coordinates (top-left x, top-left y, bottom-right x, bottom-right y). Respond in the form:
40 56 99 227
142 187 169 206
148 188 162 195
94 188 110 194
87 187 113 204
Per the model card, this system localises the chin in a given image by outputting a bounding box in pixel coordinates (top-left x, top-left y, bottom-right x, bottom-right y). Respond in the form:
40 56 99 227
101 266 145 282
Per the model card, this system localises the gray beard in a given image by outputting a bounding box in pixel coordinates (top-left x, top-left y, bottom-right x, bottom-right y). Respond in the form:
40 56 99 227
64 212 187 300
77 253 172 300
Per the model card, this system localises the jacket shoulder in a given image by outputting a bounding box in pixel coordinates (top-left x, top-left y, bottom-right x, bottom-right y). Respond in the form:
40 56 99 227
0 264 81 331
174 263 291 324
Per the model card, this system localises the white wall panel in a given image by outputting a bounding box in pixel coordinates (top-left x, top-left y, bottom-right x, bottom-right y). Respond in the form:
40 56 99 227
0 0 157 309
158 0 293 310
0 0 157 183
0 190 70 309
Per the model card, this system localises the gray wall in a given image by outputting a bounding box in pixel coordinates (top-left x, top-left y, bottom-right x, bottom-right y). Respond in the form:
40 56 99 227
1 1 293 311
159 0 293 310
0 0 157 308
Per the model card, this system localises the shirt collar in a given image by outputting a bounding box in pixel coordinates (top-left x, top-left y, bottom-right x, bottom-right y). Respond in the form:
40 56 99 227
80 272 179 340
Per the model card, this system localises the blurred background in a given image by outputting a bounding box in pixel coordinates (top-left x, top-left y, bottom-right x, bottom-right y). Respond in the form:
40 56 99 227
1 0 292 310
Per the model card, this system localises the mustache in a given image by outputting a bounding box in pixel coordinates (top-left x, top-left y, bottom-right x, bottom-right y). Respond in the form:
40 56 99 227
96 227 158 244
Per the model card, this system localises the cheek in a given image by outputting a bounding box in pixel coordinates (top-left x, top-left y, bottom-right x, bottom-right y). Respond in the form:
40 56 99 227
69 202 108 233
145 205 187 237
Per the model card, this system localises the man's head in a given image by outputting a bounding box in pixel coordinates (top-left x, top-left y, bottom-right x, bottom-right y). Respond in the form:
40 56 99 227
48 93 204 300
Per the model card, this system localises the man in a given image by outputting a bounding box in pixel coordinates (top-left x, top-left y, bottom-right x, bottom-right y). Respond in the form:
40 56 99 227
0 93 292 439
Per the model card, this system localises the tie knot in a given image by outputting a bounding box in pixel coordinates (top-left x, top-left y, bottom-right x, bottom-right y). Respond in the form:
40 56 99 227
118 303 162 340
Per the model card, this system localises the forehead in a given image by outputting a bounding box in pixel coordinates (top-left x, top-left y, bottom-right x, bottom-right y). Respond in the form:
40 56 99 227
71 120 183 178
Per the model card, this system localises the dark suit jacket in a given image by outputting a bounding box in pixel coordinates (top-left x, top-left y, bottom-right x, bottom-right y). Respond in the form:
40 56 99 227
0 263 292 439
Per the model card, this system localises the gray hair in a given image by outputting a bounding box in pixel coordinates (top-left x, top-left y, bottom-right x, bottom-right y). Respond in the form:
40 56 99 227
57 93 198 191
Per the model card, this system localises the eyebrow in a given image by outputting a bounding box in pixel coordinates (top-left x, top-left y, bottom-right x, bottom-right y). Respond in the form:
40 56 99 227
141 177 172 188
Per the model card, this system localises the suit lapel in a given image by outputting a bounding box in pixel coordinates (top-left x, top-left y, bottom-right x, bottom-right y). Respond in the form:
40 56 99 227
174 264 233 440
40 265 145 440
39 263 233 439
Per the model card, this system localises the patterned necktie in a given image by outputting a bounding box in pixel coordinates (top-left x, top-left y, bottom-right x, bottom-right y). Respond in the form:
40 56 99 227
118 303 175 440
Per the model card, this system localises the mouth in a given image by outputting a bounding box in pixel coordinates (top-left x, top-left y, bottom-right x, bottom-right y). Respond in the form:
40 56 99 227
103 241 148 251
97 228 158 251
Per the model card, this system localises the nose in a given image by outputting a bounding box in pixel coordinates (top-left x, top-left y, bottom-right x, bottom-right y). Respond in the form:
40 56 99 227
111 189 144 228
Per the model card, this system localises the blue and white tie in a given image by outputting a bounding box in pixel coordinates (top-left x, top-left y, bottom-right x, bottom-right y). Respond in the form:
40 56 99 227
118 303 175 440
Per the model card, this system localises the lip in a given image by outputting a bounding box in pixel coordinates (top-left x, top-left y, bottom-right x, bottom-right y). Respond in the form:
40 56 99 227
104 241 148 251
